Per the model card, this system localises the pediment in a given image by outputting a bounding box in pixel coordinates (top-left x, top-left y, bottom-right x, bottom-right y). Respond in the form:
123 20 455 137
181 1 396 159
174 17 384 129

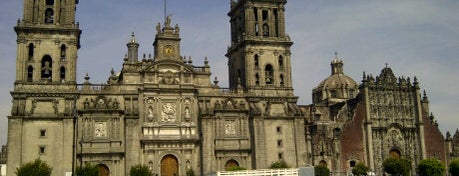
142 60 194 74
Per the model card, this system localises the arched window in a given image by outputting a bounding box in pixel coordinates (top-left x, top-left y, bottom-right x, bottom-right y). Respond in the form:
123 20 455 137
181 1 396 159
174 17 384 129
45 8 54 24
278 55 284 68
265 64 274 85
255 73 260 86
350 160 356 167
280 74 284 86
254 54 259 68
41 55 53 80
46 0 54 5
60 45 66 60
27 66 34 82
28 43 34 60
60 66 66 81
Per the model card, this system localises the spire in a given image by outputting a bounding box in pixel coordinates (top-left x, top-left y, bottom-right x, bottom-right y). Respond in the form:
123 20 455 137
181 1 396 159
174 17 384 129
127 32 139 62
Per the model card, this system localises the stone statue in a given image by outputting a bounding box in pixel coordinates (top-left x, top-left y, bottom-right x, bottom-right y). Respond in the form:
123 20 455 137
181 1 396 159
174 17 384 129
165 15 172 27
156 23 161 33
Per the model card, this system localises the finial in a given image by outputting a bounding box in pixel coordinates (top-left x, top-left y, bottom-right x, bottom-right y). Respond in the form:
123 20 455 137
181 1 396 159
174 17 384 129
84 73 90 81
214 76 219 86
188 56 193 64
204 56 209 66
334 51 338 59
129 32 137 43
385 63 389 68
111 68 115 75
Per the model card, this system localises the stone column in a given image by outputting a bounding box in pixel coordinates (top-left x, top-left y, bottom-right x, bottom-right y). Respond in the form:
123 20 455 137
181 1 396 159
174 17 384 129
363 85 375 170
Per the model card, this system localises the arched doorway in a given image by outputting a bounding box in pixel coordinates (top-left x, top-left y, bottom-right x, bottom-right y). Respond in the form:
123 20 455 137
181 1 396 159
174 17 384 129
224 159 239 170
97 164 109 176
319 160 327 167
161 154 179 176
389 149 401 159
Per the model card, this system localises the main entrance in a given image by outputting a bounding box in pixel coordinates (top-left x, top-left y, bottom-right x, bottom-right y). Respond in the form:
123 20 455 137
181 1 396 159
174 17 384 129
161 154 179 176
97 164 110 176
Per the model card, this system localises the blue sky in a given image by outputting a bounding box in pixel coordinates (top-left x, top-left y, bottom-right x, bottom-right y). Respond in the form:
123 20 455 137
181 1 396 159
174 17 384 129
0 1 458 145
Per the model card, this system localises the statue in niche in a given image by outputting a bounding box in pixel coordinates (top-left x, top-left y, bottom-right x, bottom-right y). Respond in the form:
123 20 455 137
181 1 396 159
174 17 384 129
226 100 234 109
112 99 119 109
184 107 191 121
215 100 221 109
147 106 154 122
83 98 90 109
42 61 52 76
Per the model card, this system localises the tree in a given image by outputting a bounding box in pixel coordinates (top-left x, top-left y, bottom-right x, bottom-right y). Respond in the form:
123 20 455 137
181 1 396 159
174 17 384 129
269 160 289 169
417 158 445 176
449 159 459 176
352 162 369 176
15 158 52 176
314 165 330 176
76 163 99 176
382 157 411 176
186 168 195 176
130 164 153 176
225 166 246 171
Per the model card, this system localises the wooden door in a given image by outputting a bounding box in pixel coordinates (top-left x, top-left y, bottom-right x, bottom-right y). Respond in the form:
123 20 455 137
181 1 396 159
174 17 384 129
97 164 110 176
161 154 178 176
224 159 239 170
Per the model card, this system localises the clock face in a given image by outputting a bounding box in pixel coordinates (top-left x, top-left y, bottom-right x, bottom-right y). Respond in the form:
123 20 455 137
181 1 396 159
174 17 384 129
164 45 174 56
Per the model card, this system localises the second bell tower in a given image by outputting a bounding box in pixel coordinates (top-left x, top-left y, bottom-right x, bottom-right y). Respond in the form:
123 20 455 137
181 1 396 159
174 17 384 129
226 0 293 96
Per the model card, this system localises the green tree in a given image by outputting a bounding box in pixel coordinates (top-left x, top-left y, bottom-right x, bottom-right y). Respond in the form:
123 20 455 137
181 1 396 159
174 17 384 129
130 164 153 176
417 158 445 176
186 168 195 176
225 166 246 171
449 159 459 176
268 160 289 169
382 157 411 176
76 163 99 176
314 165 330 176
352 162 369 176
15 158 52 176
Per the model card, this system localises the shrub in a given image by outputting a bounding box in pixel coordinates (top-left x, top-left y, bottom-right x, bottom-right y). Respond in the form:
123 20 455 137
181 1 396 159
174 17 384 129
16 158 52 176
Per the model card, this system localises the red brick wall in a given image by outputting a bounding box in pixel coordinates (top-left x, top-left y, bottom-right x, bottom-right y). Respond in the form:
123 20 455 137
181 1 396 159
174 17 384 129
423 111 446 161
340 102 366 171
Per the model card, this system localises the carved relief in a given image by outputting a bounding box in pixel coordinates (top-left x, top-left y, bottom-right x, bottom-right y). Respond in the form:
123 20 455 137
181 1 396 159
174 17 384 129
225 120 236 135
95 122 107 137
161 103 177 122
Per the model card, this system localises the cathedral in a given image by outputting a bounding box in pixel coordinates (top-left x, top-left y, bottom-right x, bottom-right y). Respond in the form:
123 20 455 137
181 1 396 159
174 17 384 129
5 0 459 176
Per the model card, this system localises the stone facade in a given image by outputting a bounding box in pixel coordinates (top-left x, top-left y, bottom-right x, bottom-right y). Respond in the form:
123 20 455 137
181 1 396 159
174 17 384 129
5 0 456 176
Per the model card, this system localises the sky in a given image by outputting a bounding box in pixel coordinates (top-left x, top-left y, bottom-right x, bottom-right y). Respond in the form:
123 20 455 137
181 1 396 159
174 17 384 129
0 0 458 145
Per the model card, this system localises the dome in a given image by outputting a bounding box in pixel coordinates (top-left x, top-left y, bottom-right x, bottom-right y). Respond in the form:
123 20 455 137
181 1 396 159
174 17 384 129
315 73 357 90
312 57 358 104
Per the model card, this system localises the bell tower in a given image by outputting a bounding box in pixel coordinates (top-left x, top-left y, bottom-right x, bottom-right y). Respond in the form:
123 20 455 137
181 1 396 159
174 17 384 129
226 0 293 96
15 0 80 84
7 1 81 175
